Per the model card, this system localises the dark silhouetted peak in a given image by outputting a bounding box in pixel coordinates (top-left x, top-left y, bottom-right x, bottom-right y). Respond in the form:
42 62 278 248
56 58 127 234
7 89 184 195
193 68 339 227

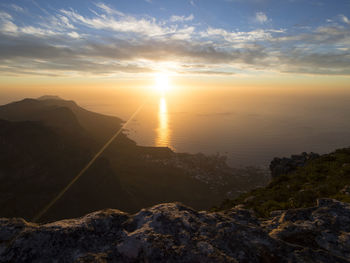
0 97 129 144
0 98 83 135
37 95 63 101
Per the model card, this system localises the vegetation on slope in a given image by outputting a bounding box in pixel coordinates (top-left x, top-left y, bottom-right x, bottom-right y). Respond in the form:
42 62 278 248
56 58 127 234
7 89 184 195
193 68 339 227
216 148 350 217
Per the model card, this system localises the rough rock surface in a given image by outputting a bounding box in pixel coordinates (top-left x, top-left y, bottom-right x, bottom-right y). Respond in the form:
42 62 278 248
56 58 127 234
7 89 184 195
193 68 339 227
0 199 349 262
270 152 320 178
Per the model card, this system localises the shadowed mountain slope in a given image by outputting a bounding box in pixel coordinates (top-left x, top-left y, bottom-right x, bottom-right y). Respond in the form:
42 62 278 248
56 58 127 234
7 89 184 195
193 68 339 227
0 119 133 222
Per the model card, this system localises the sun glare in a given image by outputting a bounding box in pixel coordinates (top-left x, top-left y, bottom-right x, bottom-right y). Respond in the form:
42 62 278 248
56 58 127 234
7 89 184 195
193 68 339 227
154 73 171 94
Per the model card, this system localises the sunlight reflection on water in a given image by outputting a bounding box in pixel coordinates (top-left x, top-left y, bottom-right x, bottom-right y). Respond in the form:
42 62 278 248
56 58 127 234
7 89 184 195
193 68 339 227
156 97 170 147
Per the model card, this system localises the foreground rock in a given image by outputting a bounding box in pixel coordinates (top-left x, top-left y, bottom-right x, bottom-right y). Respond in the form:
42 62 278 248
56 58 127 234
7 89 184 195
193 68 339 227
1 199 349 262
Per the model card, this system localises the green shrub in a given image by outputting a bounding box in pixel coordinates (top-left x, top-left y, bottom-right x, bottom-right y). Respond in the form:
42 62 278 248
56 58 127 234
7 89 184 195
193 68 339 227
217 147 350 217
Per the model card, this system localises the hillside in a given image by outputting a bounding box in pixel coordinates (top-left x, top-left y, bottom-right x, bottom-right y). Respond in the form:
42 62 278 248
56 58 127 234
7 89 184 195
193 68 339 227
0 118 134 221
217 148 350 217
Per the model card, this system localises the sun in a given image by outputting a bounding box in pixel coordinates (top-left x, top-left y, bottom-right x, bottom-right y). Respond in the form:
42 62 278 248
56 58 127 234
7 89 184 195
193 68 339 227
154 73 171 94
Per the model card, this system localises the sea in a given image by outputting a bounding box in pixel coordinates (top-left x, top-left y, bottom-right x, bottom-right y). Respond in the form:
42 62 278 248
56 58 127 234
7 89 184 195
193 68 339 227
2 85 350 168
79 85 350 167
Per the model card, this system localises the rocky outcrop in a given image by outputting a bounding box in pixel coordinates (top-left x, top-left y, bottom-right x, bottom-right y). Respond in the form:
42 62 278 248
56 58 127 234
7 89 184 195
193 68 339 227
1 199 349 262
270 152 320 178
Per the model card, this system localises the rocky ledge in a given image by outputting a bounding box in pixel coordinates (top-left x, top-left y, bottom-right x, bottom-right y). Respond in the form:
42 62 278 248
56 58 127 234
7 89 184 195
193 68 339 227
1 199 349 262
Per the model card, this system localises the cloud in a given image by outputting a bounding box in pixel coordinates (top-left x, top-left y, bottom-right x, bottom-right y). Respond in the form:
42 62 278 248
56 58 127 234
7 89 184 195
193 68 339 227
0 2 349 77
255 12 268 24
95 2 125 16
171 26 195 40
0 12 12 20
204 27 273 42
339 14 350 25
170 14 194 22
10 4 25 13
20 26 56 37
0 30 269 76
0 26 349 76
0 9 76 37
280 52 350 75
0 12 18 35
1 21 18 35
274 25 350 46
67 31 80 39
60 9 174 37
183 71 235 76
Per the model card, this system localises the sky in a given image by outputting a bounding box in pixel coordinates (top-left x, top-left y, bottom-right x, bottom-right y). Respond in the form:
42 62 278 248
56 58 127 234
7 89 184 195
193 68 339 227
0 0 350 87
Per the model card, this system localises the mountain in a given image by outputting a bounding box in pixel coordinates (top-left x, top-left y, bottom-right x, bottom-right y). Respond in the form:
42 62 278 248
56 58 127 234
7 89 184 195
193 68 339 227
1 199 349 262
216 148 350 217
0 98 83 135
0 96 128 145
0 96 269 222
36 96 129 145
0 97 234 221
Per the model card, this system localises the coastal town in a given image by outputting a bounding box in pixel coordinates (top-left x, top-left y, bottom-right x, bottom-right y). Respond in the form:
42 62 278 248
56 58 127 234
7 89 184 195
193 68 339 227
141 150 271 197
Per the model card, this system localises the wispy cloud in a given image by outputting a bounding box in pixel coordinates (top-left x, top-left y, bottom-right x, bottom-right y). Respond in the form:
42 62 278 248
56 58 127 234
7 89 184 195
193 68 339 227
170 14 194 22
10 4 25 13
339 14 350 25
60 8 173 37
95 2 125 16
203 27 275 43
255 12 268 24
0 12 18 35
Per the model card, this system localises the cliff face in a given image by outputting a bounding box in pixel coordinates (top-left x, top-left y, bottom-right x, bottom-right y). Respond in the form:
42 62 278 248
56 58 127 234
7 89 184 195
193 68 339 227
1 198 349 263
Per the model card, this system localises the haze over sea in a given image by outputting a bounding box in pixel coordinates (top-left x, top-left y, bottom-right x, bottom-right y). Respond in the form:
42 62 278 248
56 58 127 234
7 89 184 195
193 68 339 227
2 85 349 167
